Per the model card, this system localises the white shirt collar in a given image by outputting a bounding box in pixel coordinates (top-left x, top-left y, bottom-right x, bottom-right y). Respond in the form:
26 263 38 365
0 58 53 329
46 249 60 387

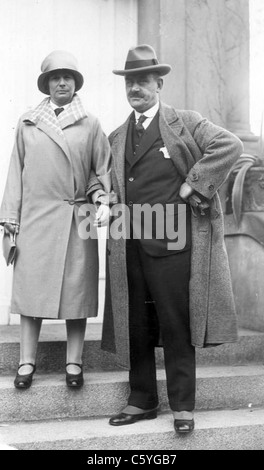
134 101 160 122
49 100 71 111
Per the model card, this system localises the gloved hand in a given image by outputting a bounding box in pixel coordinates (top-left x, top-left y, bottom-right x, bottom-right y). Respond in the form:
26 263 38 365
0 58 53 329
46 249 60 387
4 223 19 235
179 182 194 201
188 194 210 215
179 183 209 216
93 204 111 227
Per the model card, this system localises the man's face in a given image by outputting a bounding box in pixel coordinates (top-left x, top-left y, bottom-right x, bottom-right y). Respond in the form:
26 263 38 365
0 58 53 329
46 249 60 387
125 73 163 113
48 70 75 106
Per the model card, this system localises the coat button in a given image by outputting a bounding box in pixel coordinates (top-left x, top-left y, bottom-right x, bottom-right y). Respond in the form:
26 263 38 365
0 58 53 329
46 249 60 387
68 199 75 205
128 201 133 207
208 184 214 191
191 172 198 181
128 177 134 182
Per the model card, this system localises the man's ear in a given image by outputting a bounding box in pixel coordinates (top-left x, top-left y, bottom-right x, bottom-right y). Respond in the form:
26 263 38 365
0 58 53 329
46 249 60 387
157 78 163 92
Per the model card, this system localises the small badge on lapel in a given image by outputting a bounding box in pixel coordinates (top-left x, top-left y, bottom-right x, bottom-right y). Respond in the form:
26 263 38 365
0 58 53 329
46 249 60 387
159 146 171 159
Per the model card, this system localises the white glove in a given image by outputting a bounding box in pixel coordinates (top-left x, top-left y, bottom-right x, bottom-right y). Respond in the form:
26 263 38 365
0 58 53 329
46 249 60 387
93 204 111 227
4 223 19 235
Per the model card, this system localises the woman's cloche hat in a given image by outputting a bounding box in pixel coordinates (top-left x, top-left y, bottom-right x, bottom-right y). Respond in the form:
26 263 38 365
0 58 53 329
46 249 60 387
113 44 171 76
37 50 84 95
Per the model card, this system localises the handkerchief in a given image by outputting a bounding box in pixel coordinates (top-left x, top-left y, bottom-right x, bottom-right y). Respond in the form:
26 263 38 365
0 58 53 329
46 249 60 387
159 146 171 159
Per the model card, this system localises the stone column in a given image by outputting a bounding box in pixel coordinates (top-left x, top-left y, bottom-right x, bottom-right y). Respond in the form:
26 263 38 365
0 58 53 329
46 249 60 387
186 0 230 126
138 0 186 110
225 0 258 154
138 0 251 134
225 0 250 134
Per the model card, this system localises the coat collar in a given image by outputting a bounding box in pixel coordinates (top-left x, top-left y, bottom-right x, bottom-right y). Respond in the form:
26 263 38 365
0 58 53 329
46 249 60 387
33 120 73 162
22 94 87 162
110 116 130 201
159 101 184 132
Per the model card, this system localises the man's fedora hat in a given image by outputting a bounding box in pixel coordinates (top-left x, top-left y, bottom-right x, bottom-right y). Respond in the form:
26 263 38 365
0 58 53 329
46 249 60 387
113 44 171 76
37 50 84 95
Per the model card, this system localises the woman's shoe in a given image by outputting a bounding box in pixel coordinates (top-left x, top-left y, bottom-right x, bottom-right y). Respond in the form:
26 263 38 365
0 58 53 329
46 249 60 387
66 363 84 388
174 418 195 434
14 363 36 389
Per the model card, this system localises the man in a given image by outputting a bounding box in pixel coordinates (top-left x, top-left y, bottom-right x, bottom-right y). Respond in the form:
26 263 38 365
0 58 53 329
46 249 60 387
98 44 243 434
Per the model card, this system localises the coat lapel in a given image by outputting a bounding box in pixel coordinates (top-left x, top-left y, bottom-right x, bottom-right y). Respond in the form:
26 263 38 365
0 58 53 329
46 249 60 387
34 120 73 162
111 116 131 203
125 118 135 166
60 114 79 130
159 102 197 178
131 111 161 167
24 106 73 164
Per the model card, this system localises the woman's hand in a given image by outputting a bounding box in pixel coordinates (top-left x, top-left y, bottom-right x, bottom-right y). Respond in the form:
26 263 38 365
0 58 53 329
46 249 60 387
93 204 111 227
4 223 19 235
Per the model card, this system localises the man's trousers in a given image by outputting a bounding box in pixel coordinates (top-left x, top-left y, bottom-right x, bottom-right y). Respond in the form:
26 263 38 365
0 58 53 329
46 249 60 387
126 240 196 412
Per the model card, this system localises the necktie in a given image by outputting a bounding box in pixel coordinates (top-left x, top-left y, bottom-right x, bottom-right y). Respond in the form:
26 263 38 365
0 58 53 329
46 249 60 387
135 114 147 139
54 107 64 117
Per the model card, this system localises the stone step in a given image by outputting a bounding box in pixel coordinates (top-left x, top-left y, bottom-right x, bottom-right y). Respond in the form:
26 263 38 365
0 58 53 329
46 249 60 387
1 408 264 450
0 324 264 373
1 365 264 423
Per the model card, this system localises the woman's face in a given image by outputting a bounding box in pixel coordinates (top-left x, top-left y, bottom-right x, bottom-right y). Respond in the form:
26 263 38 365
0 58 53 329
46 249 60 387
48 70 75 106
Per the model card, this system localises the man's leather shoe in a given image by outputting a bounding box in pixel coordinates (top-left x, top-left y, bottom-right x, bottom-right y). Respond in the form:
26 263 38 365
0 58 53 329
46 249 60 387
109 409 157 426
174 418 194 434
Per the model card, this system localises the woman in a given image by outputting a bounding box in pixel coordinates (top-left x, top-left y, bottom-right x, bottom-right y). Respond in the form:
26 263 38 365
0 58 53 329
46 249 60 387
0 50 111 389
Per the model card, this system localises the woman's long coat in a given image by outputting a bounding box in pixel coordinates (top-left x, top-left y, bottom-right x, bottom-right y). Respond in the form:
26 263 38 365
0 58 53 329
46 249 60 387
0 98 111 319
100 102 243 369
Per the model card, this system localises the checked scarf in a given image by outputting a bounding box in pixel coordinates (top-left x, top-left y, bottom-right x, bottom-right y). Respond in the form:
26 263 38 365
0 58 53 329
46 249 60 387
26 93 87 138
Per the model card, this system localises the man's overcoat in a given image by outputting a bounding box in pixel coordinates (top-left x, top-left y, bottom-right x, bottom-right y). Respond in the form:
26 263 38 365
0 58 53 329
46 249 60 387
0 100 111 319
99 102 243 369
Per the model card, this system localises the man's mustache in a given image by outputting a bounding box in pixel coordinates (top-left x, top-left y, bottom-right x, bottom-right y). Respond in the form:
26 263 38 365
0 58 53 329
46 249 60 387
129 93 144 99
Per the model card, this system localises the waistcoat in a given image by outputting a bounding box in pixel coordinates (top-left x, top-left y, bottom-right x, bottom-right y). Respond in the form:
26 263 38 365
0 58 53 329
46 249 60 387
125 111 191 256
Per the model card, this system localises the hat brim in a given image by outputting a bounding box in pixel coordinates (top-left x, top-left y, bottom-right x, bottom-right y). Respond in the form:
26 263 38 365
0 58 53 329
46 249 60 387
37 68 84 95
113 64 171 76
